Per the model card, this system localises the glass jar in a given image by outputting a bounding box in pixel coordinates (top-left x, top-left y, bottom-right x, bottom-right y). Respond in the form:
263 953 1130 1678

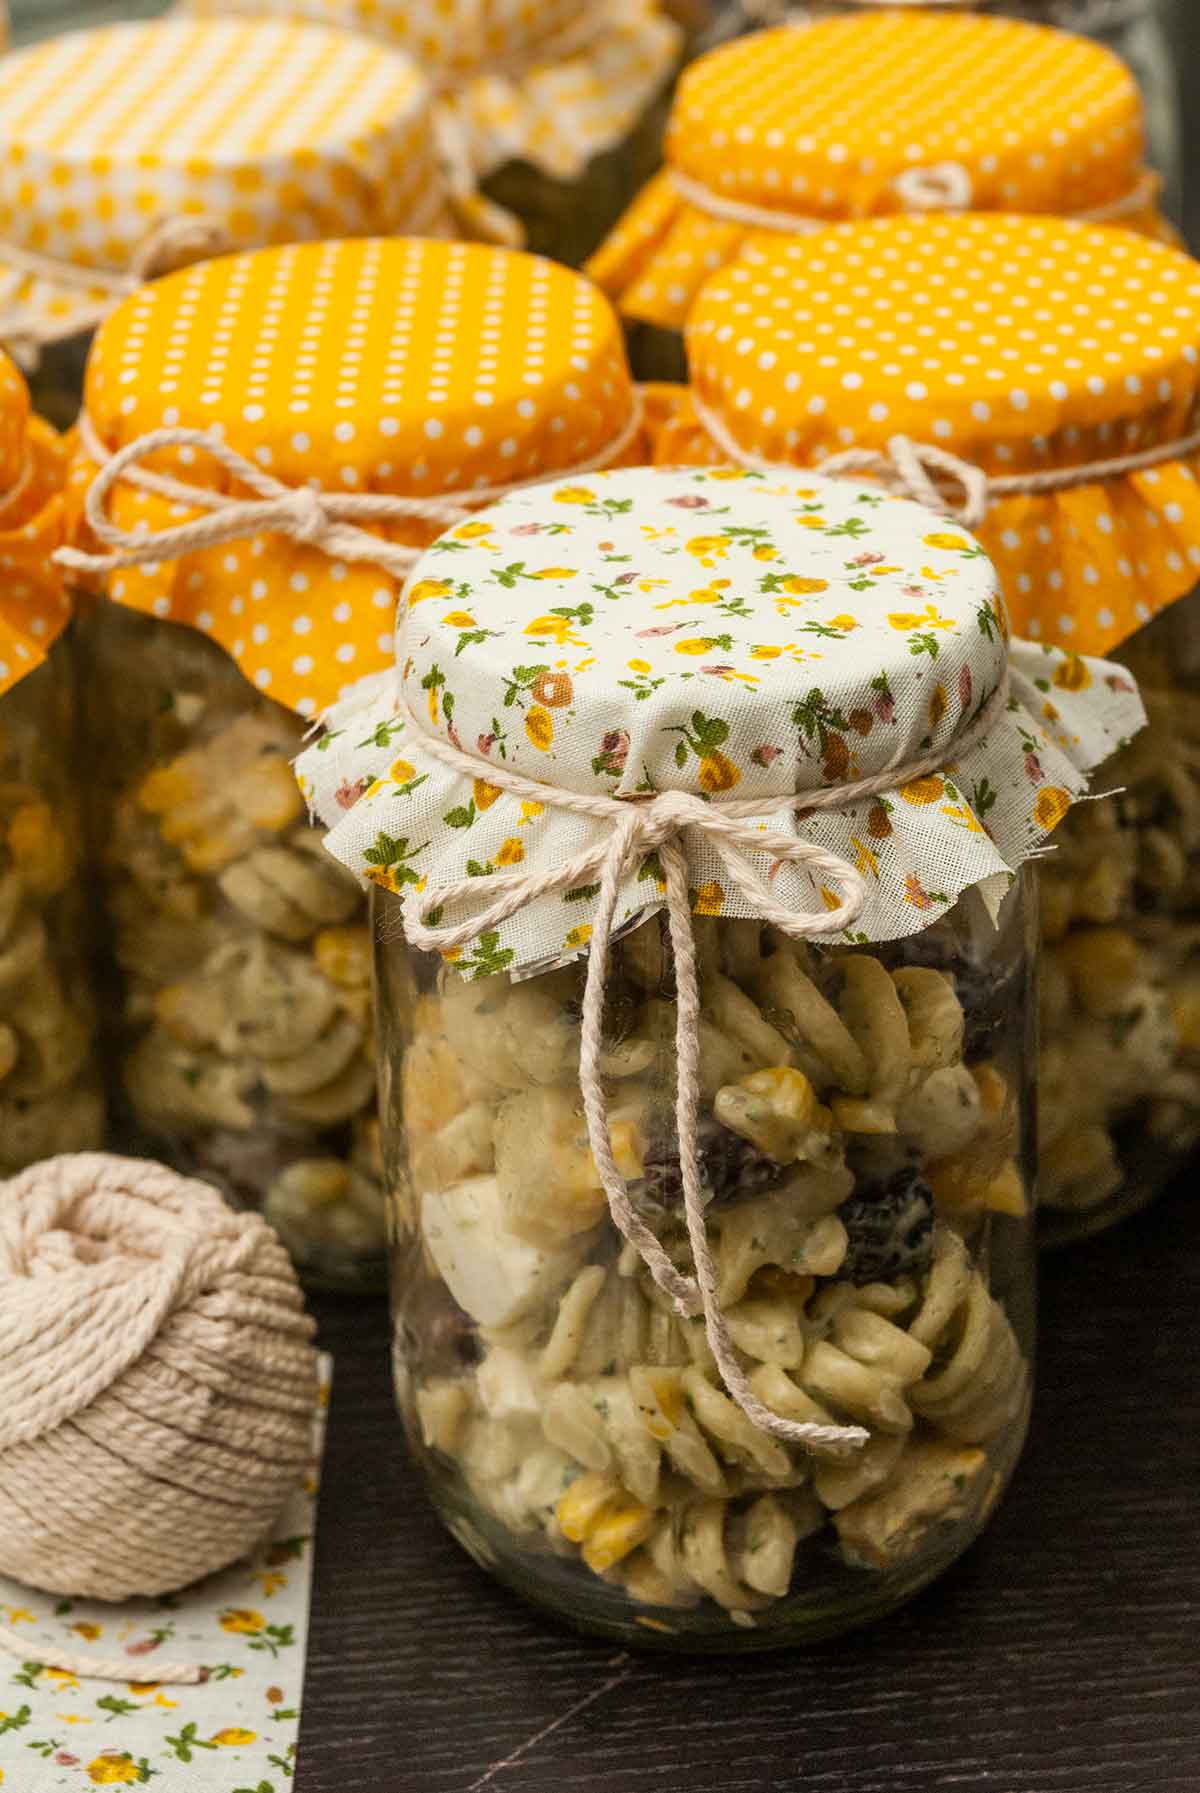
0 17 470 425
1038 597 1200 1241
586 9 1165 382
67 235 647 1285
79 606 386 1290
380 885 1036 1643
1 646 104 1174
302 460 1141 1638
671 211 1200 1242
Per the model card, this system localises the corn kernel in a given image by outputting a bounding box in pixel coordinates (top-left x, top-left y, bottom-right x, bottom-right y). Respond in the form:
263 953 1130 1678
233 756 305 832
644 1369 684 1429
580 1500 655 1573
607 1120 645 1182
137 761 201 814
557 1471 620 1543
1056 928 1141 1014
1171 986 1200 1053
181 828 250 874
7 801 71 896
314 926 372 989
971 1062 1008 1117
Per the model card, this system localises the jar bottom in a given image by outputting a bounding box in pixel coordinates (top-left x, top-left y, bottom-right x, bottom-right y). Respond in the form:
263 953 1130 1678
417 1396 1032 1652
1039 1129 1200 1248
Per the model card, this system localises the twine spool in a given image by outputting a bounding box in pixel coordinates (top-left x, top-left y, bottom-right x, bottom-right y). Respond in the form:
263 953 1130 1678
0 1154 319 1607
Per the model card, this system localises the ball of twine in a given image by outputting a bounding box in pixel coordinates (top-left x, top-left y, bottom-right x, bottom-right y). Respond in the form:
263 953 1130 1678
0 1153 319 1608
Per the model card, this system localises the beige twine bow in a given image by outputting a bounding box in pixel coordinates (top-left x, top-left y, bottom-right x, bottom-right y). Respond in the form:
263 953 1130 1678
0 215 234 364
54 423 474 585
54 398 648 585
691 397 1200 525
404 671 1010 1453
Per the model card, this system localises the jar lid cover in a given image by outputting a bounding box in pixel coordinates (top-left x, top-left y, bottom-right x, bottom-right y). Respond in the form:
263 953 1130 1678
668 16 1140 218
684 215 1200 658
177 0 680 183
64 238 640 718
0 20 445 348
585 13 1153 335
301 465 1144 969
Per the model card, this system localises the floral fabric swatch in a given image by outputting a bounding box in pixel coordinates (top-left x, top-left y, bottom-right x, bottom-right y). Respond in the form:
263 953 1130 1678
0 1357 329 1790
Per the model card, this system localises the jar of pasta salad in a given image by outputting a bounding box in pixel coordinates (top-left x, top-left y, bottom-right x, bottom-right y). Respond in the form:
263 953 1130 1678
59 235 648 1289
177 0 682 267
585 9 1170 382
0 17 514 431
658 211 1200 1242
302 465 1141 1641
0 351 103 1172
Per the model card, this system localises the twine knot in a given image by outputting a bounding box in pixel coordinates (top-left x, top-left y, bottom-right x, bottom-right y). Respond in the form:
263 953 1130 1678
401 672 1010 1452
54 423 474 587
822 434 990 528
284 483 331 545
892 160 973 213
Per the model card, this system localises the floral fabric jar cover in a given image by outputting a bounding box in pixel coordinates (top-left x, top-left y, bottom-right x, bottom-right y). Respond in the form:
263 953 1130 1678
586 10 1169 343
301 465 1142 962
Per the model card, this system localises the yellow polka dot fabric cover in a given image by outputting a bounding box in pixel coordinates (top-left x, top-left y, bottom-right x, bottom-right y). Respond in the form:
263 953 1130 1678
180 0 681 184
0 19 455 352
298 465 1145 968
66 237 644 718
0 351 70 699
665 214 1200 661
586 11 1161 333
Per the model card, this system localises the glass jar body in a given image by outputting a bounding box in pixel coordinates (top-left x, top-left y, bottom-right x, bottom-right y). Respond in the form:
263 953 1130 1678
1039 591 1200 1241
482 74 675 267
381 879 1036 1646
1 644 105 1174
79 603 386 1288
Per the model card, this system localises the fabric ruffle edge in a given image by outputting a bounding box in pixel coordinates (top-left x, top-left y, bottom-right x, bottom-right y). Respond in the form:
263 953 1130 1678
449 0 681 184
584 169 1175 335
643 394 1200 662
299 639 1146 976
0 418 71 698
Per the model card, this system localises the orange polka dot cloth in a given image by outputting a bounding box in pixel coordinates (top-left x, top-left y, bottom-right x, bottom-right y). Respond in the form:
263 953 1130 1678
0 350 70 699
586 11 1166 335
64 237 645 719
180 0 681 185
658 214 1200 661
298 466 1145 966
0 18 481 362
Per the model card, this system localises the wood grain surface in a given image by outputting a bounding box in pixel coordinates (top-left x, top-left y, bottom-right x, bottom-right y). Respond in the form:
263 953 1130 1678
298 6 1200 1785
297 1173 1200 1793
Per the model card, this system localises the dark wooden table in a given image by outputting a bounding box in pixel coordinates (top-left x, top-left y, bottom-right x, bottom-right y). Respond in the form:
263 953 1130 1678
298 1179 1200 1793
298 5 1200 1786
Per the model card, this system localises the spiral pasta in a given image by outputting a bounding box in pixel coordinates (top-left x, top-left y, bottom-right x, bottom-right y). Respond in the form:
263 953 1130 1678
87 614 386 1281
402 907 1032 1619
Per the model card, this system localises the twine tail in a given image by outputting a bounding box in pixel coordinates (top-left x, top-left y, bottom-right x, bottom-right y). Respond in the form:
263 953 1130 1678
576 813 700 1314
659 839 869 1454
0 1624 205 1686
